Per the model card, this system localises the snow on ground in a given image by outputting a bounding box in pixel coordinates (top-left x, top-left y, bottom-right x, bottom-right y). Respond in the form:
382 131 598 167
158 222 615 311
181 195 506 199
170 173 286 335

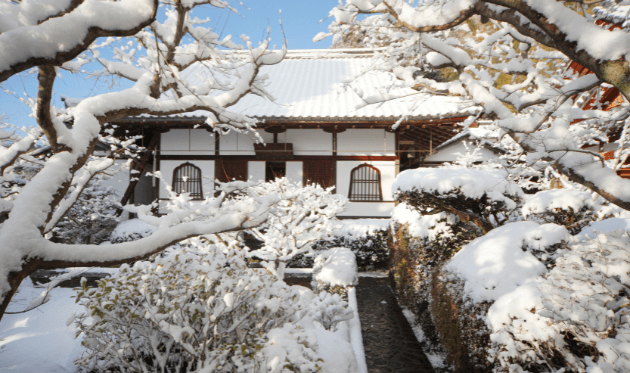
400 308 448 369
346 287 368 373
0 278 85 373
334 219 390 241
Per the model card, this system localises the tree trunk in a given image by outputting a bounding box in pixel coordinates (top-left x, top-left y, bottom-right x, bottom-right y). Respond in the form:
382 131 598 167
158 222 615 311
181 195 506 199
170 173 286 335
0 265 33 323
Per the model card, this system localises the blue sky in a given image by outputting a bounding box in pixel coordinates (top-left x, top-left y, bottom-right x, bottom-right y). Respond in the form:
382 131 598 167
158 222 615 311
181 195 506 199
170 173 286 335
220 1 335 49
1 0 337 128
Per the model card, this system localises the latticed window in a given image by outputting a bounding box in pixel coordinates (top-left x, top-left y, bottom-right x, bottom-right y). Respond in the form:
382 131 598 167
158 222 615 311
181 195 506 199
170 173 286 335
172 162 203 200
348 164 382 202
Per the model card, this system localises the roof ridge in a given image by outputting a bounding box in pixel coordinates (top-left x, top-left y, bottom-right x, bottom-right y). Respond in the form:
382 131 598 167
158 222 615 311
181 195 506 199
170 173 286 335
282 48 385 59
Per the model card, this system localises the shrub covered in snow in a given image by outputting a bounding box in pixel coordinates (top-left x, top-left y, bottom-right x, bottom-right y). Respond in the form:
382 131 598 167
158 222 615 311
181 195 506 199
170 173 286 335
389 202 483 372
246 178 346 279
52 178 121 244
74 238 323 373
296 219 390 271
307 292 354 332
109 218 159 244
523 189 598 235
393 167 524 234
312 247 358 297
488 230 630 372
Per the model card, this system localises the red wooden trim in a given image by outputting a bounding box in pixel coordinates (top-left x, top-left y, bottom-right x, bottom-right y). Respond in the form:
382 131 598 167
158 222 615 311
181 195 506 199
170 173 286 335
112 119 467 129
157 155 399 161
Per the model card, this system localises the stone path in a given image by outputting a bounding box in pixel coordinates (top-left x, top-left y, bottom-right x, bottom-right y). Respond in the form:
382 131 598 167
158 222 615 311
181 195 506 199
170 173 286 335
356 277 435 373
286 275 435 373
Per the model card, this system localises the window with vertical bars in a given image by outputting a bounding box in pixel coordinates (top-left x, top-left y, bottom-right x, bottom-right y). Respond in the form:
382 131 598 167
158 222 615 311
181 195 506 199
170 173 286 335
348 164 382 202
172 162 203 200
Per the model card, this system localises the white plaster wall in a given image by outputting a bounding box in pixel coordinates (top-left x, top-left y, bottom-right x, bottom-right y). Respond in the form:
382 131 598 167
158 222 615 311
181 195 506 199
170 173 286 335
286 161 303 186
220 131 256 155
424 140 497 163
248 161 266 182
258 131 274 144
337 129 395 156
161 129 214 155
190 129 216 154
284 129 332 155
100 159 130 197
336 160 396 202
158 160 214 200
339 202 395 218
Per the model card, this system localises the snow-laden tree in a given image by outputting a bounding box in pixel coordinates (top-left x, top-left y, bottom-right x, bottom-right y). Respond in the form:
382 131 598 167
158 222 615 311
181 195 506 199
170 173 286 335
246 178 346 279
319 0 630 211
0 0 286 321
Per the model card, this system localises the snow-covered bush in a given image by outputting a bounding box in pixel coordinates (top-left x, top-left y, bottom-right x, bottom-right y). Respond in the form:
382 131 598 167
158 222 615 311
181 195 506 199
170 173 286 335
389 202 480 311
312 248 358 298
307 292 354 332
489 229 630 372
393 166 524 235
389 202 485 372
247 178 346 279
53 176 121 244
109 218 159 244
523 189 598 235
299 219 390 271
74 238 323 373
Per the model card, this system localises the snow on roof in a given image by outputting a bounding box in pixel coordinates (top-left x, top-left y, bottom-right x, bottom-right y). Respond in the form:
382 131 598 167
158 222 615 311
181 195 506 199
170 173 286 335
594 0 630 27
177 49 479 121
431 125 498 152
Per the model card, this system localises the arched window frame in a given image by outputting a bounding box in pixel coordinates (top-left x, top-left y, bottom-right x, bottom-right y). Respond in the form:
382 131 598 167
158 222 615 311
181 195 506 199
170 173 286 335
172 162 203 200
348 163 383 202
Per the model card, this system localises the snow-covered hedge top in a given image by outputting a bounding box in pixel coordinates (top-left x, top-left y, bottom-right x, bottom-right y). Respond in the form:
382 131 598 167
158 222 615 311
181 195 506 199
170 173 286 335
445 221 569 303
333 219 390 241
522 189 594 217
577 218 630 240
392 167 524 209
313 247 358 288
390 203 456 240
110 219 158 242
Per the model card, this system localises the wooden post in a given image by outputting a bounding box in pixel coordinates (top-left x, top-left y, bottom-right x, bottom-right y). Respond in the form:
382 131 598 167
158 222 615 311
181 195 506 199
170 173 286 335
119 135 158 209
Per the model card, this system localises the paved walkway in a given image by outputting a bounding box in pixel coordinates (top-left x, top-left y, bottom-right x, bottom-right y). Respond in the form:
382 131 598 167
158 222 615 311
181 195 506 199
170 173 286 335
356 277 435 373
286 275 435 373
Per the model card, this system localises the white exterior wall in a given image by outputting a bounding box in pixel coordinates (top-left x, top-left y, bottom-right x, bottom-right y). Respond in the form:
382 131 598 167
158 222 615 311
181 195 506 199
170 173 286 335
424 140 496 163
284 129 332 155
248 161 266 182
158 160 215 200
337 129 395 156
286 161 303 186
100 159 131 197
161 129 215 155
336 160 396 218
220 131 255 155
341 202 395 218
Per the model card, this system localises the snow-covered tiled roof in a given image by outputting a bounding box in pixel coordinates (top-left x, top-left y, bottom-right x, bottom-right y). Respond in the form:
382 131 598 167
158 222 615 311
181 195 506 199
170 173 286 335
594 0 630 28
177 49 479 122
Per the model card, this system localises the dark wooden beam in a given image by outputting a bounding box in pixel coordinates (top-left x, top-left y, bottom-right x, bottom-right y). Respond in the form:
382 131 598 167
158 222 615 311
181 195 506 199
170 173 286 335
119 135 158 208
